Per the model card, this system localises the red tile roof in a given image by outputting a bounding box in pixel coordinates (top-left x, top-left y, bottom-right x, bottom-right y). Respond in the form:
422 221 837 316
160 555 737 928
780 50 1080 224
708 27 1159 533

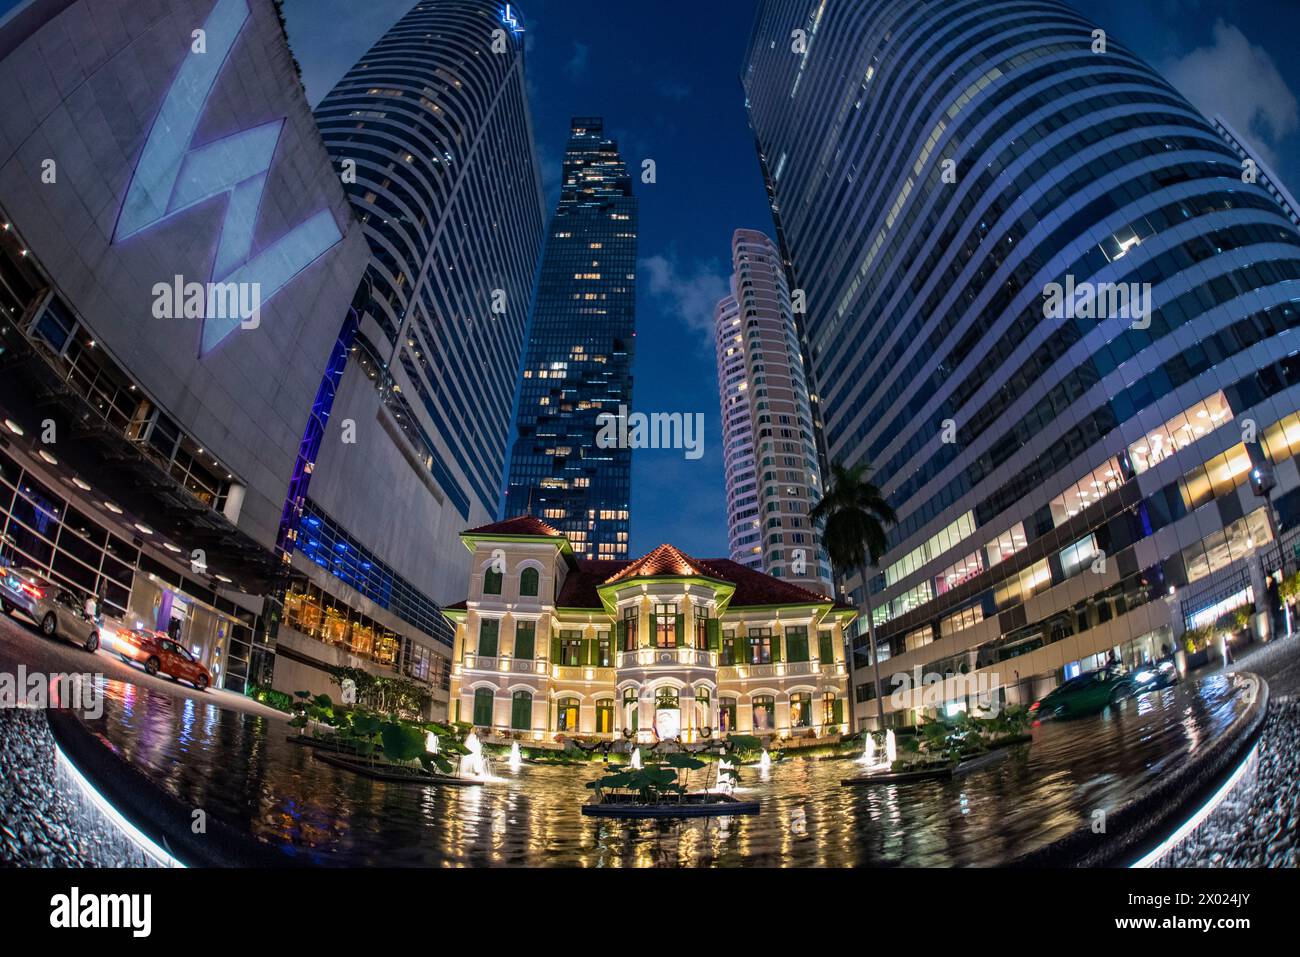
556 559 633 608
552 546 847 611
462 515 564 538
603 543 721 584
451 531 853 613
695 558 840 608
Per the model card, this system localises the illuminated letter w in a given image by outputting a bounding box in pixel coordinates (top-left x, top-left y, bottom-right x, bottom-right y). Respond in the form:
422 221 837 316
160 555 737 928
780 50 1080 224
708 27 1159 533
114 0 342 355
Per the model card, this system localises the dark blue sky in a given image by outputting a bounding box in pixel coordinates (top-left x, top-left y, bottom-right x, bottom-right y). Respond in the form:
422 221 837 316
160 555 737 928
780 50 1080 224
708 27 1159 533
281 0 1300 560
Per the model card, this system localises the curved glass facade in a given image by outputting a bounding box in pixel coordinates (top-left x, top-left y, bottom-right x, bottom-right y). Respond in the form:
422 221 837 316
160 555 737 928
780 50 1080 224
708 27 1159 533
744 0 1300 726
315 0 546 516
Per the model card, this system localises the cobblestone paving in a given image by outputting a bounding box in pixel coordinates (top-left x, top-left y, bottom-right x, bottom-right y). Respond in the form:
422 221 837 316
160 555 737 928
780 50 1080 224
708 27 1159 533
1161 636 1300 867
0 708 164 867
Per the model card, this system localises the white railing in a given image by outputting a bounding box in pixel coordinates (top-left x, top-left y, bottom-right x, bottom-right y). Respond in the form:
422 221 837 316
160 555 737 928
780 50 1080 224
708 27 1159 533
552 666 616 683
461 654 547 676
617 648 718 669
716 660 841 681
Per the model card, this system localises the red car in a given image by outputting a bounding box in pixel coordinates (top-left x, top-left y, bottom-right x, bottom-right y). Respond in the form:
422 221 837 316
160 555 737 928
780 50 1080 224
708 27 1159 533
114 628 211 691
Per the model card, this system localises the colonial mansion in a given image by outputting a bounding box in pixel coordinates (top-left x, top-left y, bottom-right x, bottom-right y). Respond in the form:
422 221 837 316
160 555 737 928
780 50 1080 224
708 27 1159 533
444 517 855 743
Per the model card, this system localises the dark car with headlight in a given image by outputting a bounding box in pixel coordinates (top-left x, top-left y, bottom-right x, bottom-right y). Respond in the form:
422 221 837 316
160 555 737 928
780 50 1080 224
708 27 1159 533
1030 660 1178 720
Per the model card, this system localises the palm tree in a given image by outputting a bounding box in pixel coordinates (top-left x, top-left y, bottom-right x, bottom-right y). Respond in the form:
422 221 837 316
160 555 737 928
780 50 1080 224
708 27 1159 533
810 462 897 730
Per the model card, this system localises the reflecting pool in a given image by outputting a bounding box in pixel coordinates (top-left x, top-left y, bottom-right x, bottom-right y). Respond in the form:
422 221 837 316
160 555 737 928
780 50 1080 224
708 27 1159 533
72 673 1252 866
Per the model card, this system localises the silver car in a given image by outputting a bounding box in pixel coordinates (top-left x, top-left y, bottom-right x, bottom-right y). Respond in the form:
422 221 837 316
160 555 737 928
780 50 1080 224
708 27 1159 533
0 567 100 653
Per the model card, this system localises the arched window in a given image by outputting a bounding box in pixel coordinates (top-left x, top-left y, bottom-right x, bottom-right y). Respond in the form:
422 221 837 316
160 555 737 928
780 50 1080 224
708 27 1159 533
519 566 539 597
719 697 737 733
822 691 840 727
511 690 532 730
695 687 711 731
483 566 503 595
595 699 614 734
622 687 638 732
556 696 580 732
752 694 775 732
472 688 494 727
790 692 812 728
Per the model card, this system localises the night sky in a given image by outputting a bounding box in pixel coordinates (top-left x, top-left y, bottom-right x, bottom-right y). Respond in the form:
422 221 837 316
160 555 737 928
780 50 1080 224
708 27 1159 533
273 0 1300 559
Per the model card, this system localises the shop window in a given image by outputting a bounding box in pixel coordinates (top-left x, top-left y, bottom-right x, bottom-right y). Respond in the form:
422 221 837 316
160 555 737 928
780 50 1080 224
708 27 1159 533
752 694 775 732
321 606 348 645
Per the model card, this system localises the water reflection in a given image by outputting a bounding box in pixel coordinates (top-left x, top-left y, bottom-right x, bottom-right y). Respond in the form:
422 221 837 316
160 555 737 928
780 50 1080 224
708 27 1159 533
73 674 1250 867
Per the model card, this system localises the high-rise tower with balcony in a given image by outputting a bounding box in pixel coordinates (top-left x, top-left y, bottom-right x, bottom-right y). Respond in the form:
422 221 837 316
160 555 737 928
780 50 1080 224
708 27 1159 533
714 229 830 593
266 0 546 712
745 0 1300 728
504 117 637 560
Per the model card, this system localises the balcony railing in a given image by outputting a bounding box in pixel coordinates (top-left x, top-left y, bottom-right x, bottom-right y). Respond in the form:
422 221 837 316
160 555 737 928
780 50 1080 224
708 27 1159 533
460 654 548 676
716 660 845 681
552 666 617 683
617 648 718 669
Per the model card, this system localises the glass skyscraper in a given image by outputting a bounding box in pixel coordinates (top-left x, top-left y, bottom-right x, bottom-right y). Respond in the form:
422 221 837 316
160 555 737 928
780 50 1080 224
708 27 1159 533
504 117 637 560
745 0 1300 728
312 0 546 527
267 0 547 712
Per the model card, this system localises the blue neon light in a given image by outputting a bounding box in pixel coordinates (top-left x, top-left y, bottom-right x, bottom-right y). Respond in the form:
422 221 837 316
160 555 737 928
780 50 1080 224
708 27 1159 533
113 0 342 355
501 4 524 35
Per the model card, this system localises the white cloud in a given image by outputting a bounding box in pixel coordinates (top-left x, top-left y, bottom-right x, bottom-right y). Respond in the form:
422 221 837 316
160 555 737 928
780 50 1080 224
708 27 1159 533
1162 19 1298 167
641 254 730 337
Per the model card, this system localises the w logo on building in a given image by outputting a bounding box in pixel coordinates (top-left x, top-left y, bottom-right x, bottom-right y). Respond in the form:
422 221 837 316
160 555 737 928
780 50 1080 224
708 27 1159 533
113 0 342 355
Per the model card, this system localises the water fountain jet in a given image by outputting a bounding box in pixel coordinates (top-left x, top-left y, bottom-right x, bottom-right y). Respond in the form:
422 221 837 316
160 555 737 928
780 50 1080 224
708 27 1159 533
458 730 491 779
